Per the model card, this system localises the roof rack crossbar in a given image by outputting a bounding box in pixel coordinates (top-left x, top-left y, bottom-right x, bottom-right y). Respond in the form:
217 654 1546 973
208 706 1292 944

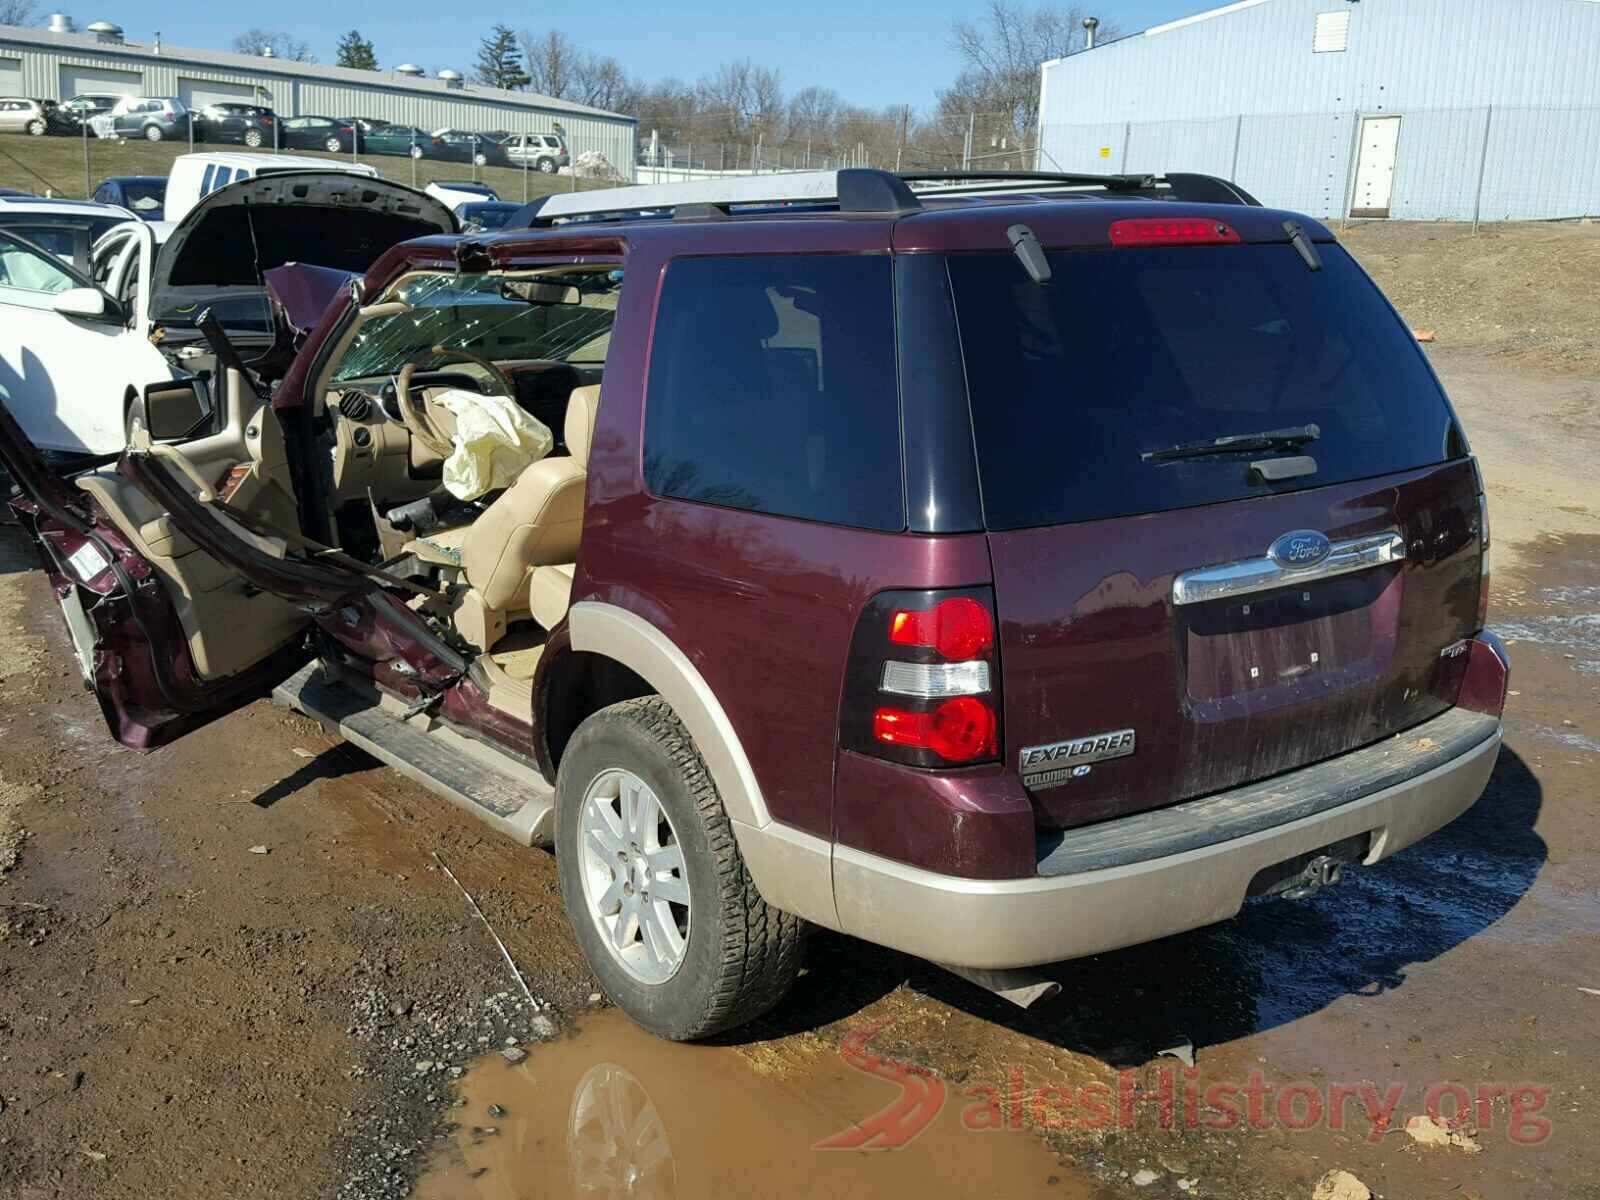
509 167 1258 229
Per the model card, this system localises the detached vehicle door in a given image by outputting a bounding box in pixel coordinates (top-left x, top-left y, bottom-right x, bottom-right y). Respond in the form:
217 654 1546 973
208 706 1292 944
0 172 460 750
0 378 317 749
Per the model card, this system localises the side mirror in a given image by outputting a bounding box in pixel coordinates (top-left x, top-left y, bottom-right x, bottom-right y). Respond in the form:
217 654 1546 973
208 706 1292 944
133 379 214 443
52 287 120 323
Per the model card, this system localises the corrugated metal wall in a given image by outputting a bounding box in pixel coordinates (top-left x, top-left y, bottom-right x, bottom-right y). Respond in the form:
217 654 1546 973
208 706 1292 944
0 31 637 178
1039 0 1600 220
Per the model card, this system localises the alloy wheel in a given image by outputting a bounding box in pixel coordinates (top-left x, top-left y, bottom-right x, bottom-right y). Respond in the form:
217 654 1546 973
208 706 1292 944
577 768 691 986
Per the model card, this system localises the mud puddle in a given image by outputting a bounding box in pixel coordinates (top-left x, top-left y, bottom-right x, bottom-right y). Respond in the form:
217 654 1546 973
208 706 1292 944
417 1011 1087 1200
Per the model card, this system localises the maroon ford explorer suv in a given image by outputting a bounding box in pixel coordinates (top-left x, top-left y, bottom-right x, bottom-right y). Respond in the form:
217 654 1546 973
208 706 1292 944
0 168 1508 1040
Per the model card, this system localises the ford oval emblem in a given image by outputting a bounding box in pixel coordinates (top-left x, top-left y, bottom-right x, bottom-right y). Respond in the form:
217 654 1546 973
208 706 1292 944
1269 530 1333 570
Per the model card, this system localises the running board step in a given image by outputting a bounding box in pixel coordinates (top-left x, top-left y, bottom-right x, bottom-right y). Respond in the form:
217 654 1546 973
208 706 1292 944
272 660 555 847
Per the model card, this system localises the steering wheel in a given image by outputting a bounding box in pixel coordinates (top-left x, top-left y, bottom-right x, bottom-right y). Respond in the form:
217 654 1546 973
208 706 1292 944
394 346 518 458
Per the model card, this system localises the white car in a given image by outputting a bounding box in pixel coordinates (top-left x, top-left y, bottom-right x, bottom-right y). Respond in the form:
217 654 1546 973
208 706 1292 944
0 195 137 274
162 152 379 224
0 172 455 459
424 180 500 211
0 227 172 456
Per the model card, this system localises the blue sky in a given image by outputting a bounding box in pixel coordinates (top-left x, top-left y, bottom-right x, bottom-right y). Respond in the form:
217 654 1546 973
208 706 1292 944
138 0 1206 109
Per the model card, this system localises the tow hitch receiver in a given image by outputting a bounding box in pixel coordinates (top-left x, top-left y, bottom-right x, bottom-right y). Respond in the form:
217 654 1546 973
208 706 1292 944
1248 834 1367 901
1278 854 1344 900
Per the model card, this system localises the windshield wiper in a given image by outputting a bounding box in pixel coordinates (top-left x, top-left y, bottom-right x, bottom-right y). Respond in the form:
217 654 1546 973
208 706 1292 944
1141 422 1321 463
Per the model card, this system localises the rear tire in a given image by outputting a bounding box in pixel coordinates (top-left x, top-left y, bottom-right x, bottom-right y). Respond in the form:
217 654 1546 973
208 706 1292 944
409 144 423 159
26 119 46 136
325 136 343 153
243 128 263 148
555 697 804 1041
473 152 488 167
144 124 163 142
537 157 556 174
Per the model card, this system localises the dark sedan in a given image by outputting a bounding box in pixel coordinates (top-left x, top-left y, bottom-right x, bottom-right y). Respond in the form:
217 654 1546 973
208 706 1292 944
90 175 166 220
457 200 523 232
196 103 277 148
361 124 445 159
431 129 509 167
280 115 363 154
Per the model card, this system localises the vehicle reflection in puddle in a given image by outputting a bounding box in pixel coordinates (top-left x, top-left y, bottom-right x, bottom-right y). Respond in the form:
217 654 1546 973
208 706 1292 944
416 1011 1083 1199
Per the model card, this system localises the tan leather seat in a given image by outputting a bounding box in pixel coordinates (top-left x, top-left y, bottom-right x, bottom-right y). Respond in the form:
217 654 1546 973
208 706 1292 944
461 386 598 613
529 561 575 630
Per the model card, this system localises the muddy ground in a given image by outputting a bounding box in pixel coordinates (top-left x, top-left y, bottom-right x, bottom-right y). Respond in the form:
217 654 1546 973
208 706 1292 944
1 223 1598 1200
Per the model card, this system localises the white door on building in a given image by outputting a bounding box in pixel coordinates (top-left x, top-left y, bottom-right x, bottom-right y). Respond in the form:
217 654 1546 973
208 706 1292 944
178 79 262 111
0 57 23 96
1351 115 1402 218
58 64 143 100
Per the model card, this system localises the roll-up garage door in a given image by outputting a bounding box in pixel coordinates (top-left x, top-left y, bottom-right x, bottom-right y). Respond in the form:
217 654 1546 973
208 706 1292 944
178 78 263 110
0 58 23 96
58 64 143 98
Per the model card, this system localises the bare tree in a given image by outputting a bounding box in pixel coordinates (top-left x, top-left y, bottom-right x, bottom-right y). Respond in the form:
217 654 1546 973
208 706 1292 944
521 29 578 98
633 76 699 143
232 28 317 63
942 2 1116 149
573 55 639 113
784 85 844 150
0 0 39 25
697 59 784 144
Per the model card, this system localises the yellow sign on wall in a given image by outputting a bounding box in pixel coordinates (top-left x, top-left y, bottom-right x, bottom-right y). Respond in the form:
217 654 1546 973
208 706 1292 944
1099 146 1112 158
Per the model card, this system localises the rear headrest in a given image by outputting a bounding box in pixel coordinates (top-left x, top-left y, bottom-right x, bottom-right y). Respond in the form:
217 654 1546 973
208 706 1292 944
565 385 600 466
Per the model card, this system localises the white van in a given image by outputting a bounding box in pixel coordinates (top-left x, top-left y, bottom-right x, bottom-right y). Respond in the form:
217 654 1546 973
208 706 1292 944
164 153 379 224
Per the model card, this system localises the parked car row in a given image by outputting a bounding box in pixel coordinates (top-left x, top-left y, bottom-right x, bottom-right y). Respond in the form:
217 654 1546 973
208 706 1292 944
0 91 572 171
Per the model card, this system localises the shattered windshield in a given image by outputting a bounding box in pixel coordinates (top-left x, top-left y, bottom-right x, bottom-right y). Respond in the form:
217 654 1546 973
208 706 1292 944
332 269 619 381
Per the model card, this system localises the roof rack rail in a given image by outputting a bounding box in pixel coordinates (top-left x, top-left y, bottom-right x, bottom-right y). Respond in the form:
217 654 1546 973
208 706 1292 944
898 169 1260 207
506 166 1258 229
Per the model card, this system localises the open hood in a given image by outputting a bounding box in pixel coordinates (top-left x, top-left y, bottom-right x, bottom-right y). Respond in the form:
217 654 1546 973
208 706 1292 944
149 171 455 337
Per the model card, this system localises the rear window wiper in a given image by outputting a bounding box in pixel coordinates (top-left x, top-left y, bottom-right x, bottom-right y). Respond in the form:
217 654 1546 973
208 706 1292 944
1141 422 1321 463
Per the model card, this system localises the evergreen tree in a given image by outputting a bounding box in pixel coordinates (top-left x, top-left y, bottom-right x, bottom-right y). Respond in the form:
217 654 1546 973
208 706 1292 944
474 24 530 90
335 30 378 71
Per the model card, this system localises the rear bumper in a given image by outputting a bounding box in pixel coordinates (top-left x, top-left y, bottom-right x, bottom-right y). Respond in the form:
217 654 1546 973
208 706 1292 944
828 707 1502 970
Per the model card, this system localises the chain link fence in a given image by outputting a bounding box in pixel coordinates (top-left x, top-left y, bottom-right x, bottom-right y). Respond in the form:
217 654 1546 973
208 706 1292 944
0 119 628 205
1041 105 1600 225
633 110 1038 182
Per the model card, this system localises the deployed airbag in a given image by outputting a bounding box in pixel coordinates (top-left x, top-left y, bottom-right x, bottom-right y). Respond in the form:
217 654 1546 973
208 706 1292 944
433 389 553 501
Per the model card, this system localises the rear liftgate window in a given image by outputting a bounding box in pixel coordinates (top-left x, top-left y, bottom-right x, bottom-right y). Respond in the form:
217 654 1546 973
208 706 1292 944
644 254 904 531
947 244 1459 531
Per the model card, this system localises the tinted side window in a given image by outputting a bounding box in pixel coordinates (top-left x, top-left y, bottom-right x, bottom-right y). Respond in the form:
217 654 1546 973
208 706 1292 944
644 254 903 531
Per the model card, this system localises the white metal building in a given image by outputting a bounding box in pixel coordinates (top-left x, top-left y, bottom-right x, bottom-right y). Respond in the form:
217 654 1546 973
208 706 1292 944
1037 0 1600 221
0 17 637 177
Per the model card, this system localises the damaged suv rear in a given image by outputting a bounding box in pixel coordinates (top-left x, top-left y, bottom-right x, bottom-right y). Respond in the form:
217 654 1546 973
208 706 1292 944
0 168 1507 1040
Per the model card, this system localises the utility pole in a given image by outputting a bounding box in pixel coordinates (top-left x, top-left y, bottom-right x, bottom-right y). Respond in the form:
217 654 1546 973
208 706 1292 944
964 111 975 170
895 104 909 171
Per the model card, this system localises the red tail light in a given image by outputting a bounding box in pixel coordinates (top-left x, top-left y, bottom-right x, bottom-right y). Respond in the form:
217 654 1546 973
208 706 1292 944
841 588 1002 769
1110 218 1240 247
873 697 997 763
889 596 994 660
